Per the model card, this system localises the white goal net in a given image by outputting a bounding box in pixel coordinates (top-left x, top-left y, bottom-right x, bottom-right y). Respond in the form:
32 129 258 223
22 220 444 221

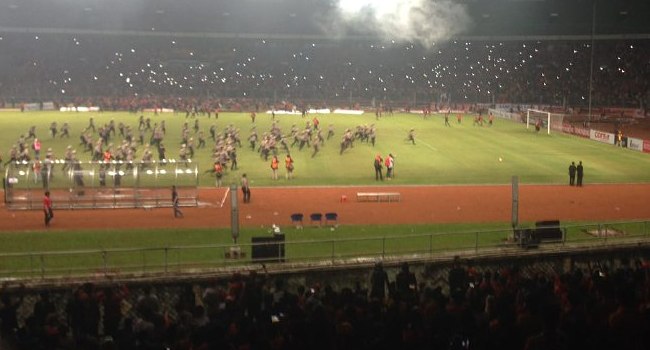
526 109 564 134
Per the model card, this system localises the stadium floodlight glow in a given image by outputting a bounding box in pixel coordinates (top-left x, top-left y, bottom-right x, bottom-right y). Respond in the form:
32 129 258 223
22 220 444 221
146 170 154 175
338 0 391 15
185 169 193 174
88 171 95 176
158 169 167 175
176 169 184 175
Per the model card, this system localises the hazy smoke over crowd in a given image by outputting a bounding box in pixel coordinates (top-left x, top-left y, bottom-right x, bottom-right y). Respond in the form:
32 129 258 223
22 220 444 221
328 0 471 46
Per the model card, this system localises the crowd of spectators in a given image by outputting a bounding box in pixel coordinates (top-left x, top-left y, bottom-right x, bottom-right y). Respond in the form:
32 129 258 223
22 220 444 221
1 256 649 350
0 34 647 111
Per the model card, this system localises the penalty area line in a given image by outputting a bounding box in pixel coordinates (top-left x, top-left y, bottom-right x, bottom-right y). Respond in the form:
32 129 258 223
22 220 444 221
220 187 230 208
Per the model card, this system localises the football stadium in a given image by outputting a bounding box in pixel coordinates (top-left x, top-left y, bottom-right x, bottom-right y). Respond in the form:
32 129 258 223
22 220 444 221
0 0 649 348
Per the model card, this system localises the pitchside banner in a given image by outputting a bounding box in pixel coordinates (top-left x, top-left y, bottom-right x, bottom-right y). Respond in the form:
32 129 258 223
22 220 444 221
589 129 615 144
644 140 650 153
627 137 644 152
22 103 40 111
562 123 590 138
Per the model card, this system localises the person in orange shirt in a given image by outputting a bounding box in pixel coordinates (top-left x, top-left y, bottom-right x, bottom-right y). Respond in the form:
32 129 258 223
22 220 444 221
374 154 384 181
270 155 279 180
285 154 294 180
214 162 224 187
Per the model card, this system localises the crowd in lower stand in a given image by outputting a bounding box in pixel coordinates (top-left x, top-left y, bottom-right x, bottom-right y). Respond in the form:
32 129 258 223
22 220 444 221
1 256 649 350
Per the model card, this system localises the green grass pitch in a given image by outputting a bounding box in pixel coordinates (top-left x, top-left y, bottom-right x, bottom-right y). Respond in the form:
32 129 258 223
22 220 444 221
2 110 650 187
1 110 649 276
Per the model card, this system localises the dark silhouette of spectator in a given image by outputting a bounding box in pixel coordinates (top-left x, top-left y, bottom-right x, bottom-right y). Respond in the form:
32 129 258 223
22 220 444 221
369 262 389 300
449 256 469 300
395 262 418 303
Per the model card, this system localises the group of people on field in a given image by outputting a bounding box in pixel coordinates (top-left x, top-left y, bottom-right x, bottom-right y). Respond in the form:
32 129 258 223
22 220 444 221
568 161 585 187
373 153 396 181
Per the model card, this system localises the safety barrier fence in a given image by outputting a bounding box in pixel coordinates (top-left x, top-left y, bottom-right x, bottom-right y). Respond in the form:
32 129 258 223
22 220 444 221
4 159 199 209
0 220 647 281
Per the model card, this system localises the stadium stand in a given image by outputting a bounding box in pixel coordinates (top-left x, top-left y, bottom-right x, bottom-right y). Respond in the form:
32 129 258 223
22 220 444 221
0 251 649 350
1 1 649 349
0 35 647 113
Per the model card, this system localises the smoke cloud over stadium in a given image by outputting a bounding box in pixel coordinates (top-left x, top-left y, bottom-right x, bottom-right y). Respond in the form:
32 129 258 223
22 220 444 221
329 0 472 46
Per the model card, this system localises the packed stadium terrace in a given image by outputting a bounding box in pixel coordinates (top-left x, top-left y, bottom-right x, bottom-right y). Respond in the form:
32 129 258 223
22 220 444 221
0 34 647 110
1 257 649 350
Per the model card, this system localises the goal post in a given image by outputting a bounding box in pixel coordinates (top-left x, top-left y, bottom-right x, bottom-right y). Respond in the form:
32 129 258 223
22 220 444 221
526 109 564 134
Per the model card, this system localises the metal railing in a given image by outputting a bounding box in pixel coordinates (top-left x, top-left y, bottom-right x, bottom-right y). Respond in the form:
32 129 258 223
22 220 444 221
4 159 199 210
0 220 647 280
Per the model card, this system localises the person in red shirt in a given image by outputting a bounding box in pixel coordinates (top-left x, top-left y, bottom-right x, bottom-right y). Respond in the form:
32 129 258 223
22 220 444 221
43 191 53 226
385 154 394 179
103 149 112 163
33 138 42 160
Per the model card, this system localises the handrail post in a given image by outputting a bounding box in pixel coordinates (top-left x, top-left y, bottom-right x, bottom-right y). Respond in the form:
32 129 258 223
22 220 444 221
382 238 386 259
598 224 603 239
30 254 35 278
40 255 45 280
102 251 107 276
164 248 169 275
141 250 146 274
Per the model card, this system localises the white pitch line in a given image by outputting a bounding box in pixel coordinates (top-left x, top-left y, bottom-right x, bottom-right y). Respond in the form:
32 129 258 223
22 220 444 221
418 139 438 151
219 187 230 208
